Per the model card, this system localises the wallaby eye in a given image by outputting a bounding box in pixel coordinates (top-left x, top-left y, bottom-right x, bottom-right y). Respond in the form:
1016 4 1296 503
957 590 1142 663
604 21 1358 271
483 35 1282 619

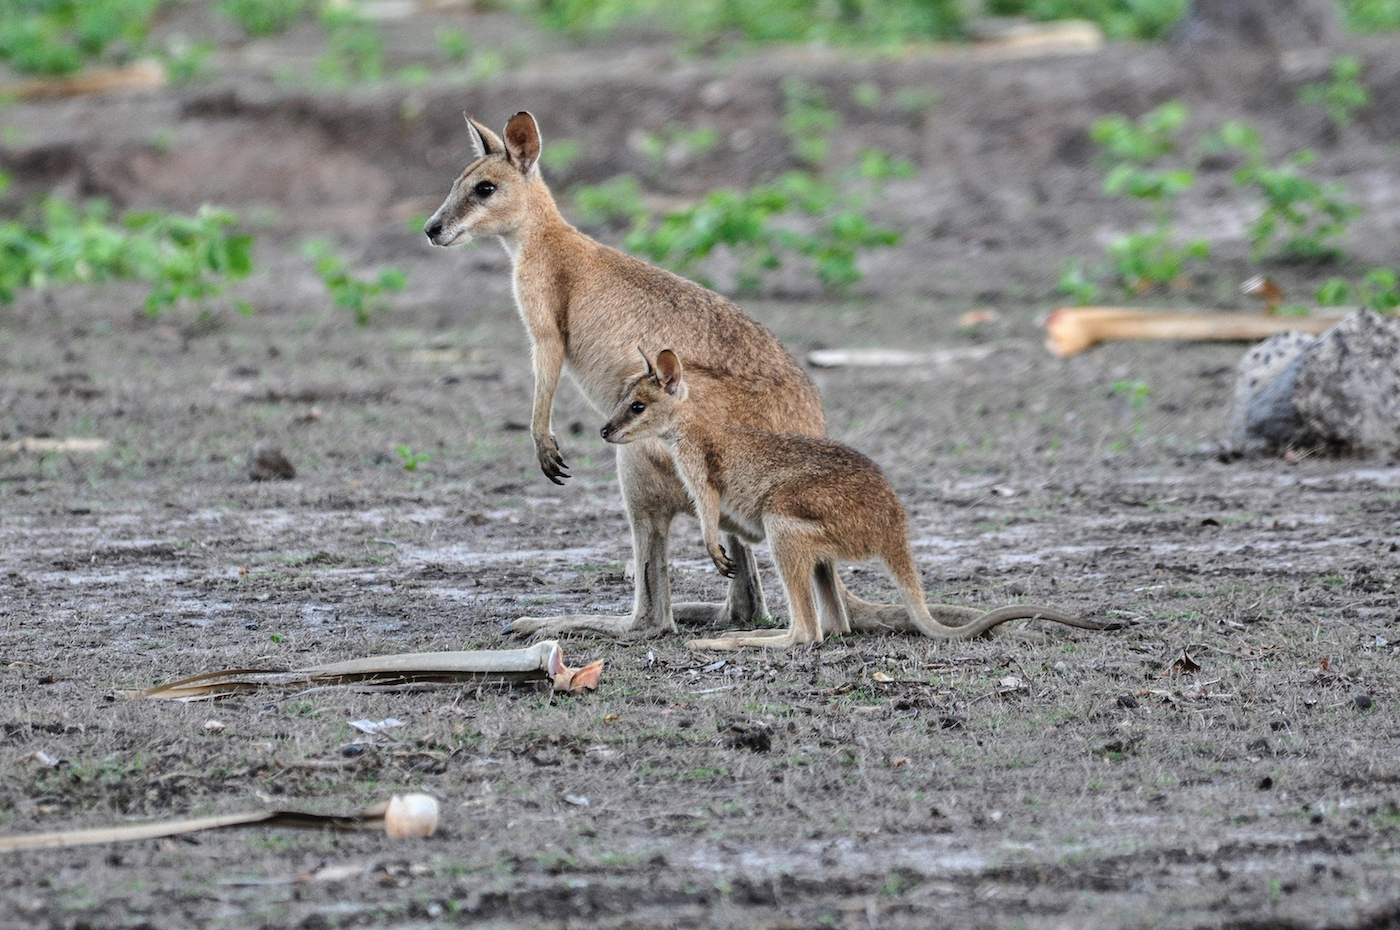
629 401 646 414
473 181 496 197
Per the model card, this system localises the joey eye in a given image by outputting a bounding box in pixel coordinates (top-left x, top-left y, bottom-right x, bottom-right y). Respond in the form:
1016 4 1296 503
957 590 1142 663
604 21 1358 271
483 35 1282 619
629 401 646 414
473 181 496 197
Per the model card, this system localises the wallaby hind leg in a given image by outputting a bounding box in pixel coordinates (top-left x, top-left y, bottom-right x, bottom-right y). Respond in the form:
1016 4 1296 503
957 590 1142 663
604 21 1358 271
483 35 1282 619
813 561 850 638
688 527 821 651
673 532 768 627
513 508 679 639
512 443 683 639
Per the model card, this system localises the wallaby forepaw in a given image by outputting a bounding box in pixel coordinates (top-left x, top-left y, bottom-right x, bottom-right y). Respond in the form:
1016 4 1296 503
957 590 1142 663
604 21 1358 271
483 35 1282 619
536 440 570 484
712 546 736 578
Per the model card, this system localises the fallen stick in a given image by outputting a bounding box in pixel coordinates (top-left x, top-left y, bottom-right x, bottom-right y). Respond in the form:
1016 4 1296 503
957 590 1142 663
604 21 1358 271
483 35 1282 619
970 19 1104 57
0 59 165 101
0 794 436 852
131 640 602 701
1043 307 1352 357
5 437 110 454
806 345 1009 368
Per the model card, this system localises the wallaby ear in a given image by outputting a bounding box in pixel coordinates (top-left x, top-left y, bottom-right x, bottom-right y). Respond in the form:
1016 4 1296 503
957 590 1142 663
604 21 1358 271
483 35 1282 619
503 111 542 175
655 349 683 395
638 346 654 377
464 115 503 158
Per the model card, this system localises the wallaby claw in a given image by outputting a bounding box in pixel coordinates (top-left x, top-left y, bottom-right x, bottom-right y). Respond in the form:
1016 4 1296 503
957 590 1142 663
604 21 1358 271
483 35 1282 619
536 438 570 484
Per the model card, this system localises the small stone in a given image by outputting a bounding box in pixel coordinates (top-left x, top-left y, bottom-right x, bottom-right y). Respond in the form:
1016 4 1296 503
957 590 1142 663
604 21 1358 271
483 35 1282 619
248 441 295 481
1351 693 1374 711
1116 694 1139 709
722 719 772 753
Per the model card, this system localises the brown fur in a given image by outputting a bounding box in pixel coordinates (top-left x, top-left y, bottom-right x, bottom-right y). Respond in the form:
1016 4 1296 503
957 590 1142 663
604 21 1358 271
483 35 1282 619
601 350 1105 649
425 112 1036 640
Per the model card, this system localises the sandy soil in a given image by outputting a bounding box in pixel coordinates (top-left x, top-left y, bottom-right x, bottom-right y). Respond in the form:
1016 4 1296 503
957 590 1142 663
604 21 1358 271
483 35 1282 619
2 6 1398 928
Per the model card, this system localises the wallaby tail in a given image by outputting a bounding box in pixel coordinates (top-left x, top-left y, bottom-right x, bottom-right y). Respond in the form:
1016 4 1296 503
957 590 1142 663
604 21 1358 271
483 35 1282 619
911 603 1118 640
887 549 1116 639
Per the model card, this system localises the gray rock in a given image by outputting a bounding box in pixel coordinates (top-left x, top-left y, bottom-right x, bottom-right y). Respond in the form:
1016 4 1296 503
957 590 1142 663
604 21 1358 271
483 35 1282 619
1229 330 1318 453
1228 310 1400 456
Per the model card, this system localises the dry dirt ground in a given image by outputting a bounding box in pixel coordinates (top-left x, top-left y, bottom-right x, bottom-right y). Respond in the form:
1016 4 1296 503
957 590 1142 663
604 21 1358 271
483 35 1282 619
2 6 1400 929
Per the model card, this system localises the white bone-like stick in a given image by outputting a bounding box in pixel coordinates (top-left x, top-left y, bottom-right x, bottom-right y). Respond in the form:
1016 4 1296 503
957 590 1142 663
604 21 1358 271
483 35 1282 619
1043 307 1351 357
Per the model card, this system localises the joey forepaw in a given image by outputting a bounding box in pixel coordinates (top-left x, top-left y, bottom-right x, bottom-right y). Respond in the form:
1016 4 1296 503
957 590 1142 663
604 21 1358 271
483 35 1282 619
711 544 736 578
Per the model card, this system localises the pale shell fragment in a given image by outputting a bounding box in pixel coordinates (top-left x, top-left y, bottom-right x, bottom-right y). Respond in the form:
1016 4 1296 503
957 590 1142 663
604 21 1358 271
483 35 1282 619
383 793 439 839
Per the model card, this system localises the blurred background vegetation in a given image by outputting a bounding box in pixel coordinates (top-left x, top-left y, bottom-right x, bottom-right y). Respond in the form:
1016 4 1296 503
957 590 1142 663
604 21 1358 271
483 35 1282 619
2 0 1398 80
1 0 1397 309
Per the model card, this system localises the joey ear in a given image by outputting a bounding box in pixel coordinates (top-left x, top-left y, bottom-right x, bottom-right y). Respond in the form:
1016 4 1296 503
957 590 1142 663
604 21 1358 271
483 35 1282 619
503 111 542 175
655 349 683 394
464 115 503 158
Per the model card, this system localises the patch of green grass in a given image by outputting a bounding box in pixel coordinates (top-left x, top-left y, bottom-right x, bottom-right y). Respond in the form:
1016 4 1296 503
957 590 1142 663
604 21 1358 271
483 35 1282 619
161 38 214 85
570 78 907 294
0 0 159 76
219 0 308 37
532 0 1187 44
522 0 965 44
0 188 254 318
1338 0 1400 33
315 6 384 86
436 26 471 60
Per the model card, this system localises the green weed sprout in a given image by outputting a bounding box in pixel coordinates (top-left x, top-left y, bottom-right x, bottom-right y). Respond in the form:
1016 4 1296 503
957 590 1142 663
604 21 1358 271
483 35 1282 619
219 0 309 37
1090 101 1209 293
302 239 406 325
1208 122 1358 263
1110 379 1152 439
1299 55 1369 130
315 6 384 85
1316 268 1399 312
395 445 430 471
1337 0 1400 32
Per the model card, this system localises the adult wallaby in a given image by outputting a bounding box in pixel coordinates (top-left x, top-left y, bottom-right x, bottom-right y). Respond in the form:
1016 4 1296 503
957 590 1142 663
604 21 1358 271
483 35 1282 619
601 349 1101 649
424 111 1012 641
